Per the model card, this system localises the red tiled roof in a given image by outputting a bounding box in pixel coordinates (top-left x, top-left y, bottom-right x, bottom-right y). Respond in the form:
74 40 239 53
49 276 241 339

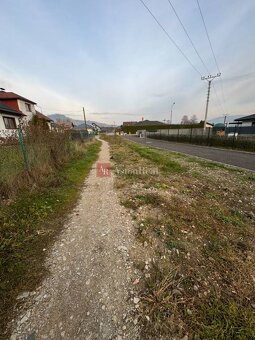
0 101 25 116
0 91 36 104
35 110 53 122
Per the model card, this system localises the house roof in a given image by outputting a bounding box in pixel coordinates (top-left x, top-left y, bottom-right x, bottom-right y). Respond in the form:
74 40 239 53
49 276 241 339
77 123 94 129
0 91 36 104
135 120 166 126
0 101 24 116
234 114 255 122
35 110 53 122
123 120 165 126
55 121 74 129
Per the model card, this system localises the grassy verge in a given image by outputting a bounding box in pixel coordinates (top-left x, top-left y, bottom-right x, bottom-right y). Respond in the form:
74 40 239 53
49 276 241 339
104 135 255 339
0 139 101 337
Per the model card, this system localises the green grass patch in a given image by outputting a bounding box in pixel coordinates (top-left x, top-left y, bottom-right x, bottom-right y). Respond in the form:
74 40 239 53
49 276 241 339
128 143 185 173
196 299 255 339
210 206 245 227
0 140 101 336
244 173 255 182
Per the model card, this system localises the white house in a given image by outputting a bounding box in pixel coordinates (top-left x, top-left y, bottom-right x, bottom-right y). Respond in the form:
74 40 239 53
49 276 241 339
234 114 255 127
0 101 24 138
0 90 37 124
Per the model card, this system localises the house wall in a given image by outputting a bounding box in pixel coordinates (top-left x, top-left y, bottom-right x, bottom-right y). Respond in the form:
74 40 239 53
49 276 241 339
18 99 36 121
0 113 20 138
241 121 253 127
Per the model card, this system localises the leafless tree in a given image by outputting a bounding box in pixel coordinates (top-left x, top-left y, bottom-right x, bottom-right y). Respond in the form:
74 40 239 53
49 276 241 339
181 115 189 124
190 114 198 124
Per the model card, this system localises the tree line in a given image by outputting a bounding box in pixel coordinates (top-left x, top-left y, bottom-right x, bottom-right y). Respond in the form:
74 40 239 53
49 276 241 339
181 114 198 125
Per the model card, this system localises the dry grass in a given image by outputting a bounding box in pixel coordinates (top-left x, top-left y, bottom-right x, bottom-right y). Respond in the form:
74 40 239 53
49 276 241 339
0 126 85 200
104 135 255 340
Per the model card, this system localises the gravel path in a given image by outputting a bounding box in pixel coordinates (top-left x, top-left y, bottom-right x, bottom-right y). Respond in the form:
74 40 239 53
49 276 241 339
11 139 140 340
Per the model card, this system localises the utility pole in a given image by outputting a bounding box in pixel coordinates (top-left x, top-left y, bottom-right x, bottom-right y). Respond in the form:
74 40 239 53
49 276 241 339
83 107 87 132
201 73 221 130
223 114 229 136
170 102 175 124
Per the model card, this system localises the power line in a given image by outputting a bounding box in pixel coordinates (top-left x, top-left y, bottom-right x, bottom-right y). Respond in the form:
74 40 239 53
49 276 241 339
167 0 210 74
138 0 202 76
138 0 224 116
196 0 220 73
40 106 83 113
166 0 224 114
196 0 228 113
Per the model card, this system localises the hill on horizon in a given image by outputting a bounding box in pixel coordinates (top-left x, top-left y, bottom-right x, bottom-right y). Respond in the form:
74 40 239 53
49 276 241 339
208 114 244 125
47 113 111 127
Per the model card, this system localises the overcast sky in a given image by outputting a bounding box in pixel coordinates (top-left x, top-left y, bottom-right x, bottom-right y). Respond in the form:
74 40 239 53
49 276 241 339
0 0 255 124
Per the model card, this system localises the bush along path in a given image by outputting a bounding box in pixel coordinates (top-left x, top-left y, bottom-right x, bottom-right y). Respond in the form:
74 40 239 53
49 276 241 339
10 139 140 340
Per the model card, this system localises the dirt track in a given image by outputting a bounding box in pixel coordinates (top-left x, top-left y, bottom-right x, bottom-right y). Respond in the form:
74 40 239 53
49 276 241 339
11 139 140 340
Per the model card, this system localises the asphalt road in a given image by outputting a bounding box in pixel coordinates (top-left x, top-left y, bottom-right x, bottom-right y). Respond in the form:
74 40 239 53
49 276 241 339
124 135 255 172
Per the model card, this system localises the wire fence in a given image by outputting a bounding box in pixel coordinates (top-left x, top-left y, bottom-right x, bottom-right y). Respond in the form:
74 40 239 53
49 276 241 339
0 127 95 199
70 130 95 141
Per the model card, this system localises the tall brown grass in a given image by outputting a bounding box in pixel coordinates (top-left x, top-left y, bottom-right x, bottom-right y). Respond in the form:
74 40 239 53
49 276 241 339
0 125 87 199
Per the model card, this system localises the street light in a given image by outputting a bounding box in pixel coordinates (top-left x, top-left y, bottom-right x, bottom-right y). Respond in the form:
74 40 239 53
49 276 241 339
170 102 175 124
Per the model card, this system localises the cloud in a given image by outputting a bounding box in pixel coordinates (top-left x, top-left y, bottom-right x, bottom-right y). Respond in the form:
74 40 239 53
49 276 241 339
0 0 254 125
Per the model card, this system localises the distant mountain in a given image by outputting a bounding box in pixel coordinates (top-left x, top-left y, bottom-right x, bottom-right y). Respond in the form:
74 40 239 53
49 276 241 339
48 113 112 127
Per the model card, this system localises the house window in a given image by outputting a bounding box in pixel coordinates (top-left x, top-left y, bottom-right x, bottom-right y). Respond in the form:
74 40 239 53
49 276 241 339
3 116 17 129
25 103 31 112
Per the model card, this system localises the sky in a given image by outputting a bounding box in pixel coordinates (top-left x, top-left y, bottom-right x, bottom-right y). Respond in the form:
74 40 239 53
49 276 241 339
0 0 255 125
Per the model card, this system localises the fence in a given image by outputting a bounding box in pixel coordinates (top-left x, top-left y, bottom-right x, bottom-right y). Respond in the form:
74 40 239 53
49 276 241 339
0 127 95 198
146 127 255 152
70 129 95 141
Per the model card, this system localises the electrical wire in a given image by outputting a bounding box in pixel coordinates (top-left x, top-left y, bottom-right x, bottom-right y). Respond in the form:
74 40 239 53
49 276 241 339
40 107 83 113
138 0 203 77
196 0 228 114
167 0 210 74
196 0 220 73
139 0 223 115
166 0 224 114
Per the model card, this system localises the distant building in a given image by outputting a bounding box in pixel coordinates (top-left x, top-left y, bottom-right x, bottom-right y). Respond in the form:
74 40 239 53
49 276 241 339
76 123 95 134
123 120 165 126
35 111 54 130
234 114 255 127
205 122 214 128
55 120 75 130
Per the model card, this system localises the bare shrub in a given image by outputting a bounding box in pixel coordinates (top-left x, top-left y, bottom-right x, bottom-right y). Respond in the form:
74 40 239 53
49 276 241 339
0 125 87 199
